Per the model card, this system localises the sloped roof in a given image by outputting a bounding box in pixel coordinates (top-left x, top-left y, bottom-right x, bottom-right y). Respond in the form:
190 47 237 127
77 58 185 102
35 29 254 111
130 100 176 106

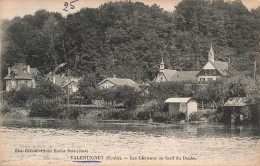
197 60 229 76
224 97 250 107
98 77 138 87
30 68 40 75
162 69 177 81
46 72 65 86
169 71 199 82
212 61 229 75
165 97 196 103
3 63 38 80
62 77 82 88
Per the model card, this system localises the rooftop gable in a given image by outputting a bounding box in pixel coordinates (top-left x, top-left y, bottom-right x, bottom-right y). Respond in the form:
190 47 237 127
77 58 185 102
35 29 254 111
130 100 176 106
169 71 199 82
98 77 138 87
3 63 39 80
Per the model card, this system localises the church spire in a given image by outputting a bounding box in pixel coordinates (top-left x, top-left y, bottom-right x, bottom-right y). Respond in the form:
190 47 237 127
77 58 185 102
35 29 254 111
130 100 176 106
160 57 165 71
208 44 214 62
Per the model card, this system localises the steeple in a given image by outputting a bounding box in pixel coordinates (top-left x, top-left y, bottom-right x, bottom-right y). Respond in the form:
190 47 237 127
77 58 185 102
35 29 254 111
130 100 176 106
160 57 165 71
208 44 214 62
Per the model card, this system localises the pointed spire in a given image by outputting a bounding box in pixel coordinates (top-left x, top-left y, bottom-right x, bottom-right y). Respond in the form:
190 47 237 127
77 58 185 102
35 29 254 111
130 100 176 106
208 44 214 62
160 57 165 71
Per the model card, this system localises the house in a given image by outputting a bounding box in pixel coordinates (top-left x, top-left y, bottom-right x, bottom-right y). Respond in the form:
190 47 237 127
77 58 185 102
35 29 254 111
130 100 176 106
165 97 197 121
3 63 39 91
46 72 65 86
196 44 229 82
62 77 81 94
223 97 254 124
98 76 139 90
46 72 81 94
153 58 199 83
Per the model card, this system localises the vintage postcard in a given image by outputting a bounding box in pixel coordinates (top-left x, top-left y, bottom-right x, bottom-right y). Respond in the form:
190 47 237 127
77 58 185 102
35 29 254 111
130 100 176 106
0 0 260 165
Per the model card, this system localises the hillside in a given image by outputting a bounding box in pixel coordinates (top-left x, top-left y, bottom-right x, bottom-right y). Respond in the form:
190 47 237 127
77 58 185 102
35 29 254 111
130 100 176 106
1 0 259 84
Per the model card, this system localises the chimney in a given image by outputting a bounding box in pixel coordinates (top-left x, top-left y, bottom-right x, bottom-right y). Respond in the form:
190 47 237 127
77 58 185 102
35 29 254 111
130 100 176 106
53 75 56 84
8 67 11 75
27 65 30 73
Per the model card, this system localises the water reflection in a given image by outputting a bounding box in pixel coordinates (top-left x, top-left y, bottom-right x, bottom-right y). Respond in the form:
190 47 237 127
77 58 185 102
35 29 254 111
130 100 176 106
1 117 259 165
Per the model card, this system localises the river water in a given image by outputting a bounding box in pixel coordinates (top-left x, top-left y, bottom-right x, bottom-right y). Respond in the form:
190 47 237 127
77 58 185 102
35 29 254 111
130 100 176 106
1 117 259 165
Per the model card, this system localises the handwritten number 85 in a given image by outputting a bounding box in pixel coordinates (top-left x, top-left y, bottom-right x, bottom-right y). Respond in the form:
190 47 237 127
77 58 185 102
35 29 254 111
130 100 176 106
63 0 79 12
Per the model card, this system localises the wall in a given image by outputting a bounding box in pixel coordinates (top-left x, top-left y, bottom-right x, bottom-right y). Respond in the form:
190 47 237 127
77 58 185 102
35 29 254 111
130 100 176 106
187 99 198 118
99 80 116 89
168 103 179 114
154 72 166 83
5 79 33 91
197 75 219 82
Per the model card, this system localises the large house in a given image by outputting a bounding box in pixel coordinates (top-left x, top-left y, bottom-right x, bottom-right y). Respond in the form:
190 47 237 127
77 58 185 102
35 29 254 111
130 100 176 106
3 63 39 91
153 58 199 83
46 72 81 94
154 45 228 83
98 76 139 90
196 44 228 82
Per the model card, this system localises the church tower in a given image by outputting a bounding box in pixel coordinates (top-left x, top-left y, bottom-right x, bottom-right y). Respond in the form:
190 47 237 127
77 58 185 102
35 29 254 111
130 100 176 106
160 57 165 71
208 44 214 62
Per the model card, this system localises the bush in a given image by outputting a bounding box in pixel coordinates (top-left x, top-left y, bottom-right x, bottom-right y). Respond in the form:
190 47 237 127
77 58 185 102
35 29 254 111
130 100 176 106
137 110 151 120
189 112 200 121
1 105 12 114
29 98 82 119
152 111 169 123
102 109 134 120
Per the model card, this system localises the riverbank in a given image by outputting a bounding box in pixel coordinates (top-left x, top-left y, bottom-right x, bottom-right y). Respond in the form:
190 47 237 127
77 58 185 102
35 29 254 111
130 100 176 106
1 105 221 126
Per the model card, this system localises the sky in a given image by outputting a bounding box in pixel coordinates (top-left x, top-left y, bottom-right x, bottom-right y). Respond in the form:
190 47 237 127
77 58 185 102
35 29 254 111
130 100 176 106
0 0 259 20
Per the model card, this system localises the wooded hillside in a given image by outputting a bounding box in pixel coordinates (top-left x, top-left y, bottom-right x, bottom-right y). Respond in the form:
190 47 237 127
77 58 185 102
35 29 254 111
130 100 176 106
1 0 259 83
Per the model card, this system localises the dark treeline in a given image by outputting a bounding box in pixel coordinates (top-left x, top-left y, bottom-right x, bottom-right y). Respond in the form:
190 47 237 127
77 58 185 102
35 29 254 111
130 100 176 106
1 0 260 83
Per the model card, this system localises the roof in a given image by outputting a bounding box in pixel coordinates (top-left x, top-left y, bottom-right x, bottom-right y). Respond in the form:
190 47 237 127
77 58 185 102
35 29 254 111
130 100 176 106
212 61 229 76
224 97 250 107
30 68 40 75
98 77 138 87
165 97 196 103
169 71 199 82
162 69 177 81
62 77 82 88
46 72 65 86
3 63 39 80
197 60 229 77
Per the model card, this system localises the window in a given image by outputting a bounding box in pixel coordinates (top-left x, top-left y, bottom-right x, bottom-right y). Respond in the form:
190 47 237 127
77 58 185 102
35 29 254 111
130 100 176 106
200 78 206 82
207 78 213 81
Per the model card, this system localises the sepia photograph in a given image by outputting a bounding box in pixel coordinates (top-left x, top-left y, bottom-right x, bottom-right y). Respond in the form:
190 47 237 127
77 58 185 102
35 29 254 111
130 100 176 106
0 0 260 165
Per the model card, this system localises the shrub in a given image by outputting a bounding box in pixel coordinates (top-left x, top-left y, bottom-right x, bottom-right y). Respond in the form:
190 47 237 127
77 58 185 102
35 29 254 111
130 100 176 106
29 98 60 117
1 105 12 114
102 109 134 120
29 98 82 119
152 111 169 123
137 110 151 120
189 112 200 121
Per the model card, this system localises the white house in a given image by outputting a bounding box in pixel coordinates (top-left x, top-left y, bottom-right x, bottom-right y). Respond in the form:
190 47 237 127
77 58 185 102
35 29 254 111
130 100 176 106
3 63 39 91
165 97 198 121
153 58 199 83
98 76 139 90
196 44 229 82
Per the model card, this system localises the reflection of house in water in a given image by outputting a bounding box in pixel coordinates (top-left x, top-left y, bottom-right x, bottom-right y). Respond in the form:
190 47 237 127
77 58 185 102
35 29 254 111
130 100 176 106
165 97 197 121
223 97 254 124
3 63 40 91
